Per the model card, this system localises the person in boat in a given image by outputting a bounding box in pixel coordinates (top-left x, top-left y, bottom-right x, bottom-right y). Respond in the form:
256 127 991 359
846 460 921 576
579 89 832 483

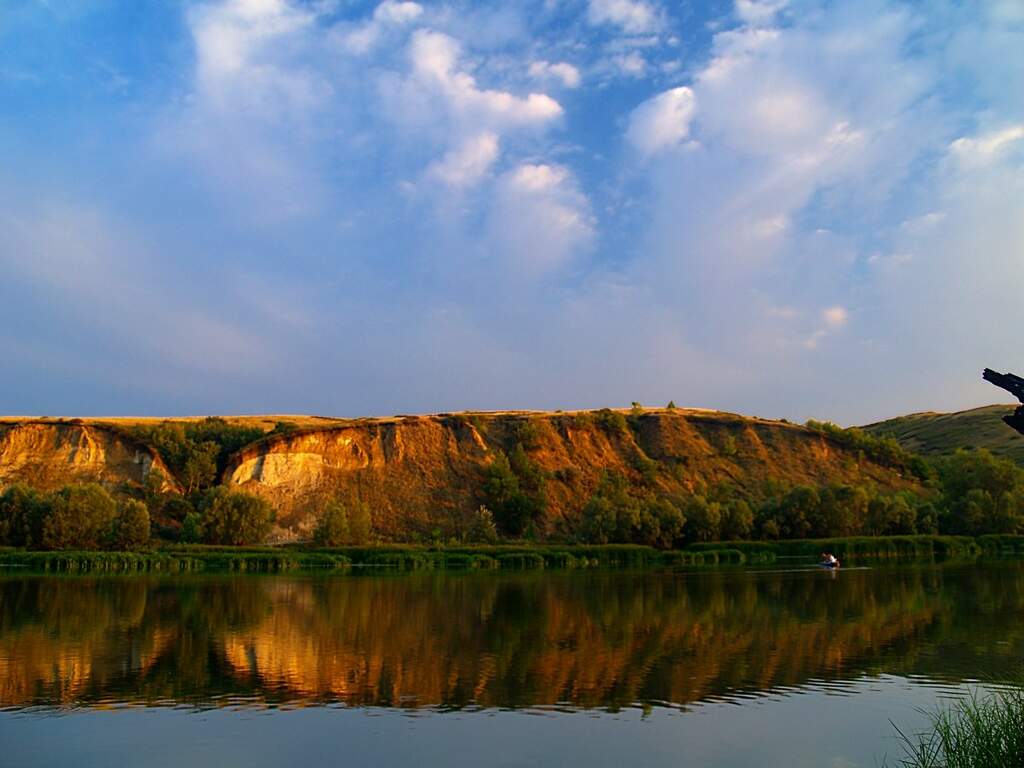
821 552 840 568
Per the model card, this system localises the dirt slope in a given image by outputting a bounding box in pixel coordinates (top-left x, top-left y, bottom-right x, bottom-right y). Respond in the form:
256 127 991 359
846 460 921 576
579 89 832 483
223 409 922 540
0 420 181 494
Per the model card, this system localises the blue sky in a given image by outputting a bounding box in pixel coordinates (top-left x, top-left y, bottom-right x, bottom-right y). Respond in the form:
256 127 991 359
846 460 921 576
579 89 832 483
1 0 1022 423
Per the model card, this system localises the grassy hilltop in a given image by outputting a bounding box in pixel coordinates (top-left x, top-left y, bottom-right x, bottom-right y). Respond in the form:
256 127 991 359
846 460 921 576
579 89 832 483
863 404 1024 465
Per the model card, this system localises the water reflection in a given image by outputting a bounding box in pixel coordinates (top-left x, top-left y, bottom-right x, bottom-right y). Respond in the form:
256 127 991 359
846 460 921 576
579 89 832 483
1 564 1023 712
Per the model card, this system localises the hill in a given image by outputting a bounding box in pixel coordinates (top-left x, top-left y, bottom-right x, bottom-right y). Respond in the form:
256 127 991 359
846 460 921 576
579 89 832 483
862 404 1024 464
1 409 925 542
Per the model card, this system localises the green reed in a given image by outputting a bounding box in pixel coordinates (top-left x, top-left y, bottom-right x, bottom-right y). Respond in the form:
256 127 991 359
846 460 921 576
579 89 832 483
891 685 1024 767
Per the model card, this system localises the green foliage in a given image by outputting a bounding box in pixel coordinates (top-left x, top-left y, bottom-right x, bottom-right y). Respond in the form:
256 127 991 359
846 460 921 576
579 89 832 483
41 483 117 550
466 505 499 543
483 448 546 536
196 488 275 546
129 418 264 493
579 472 686 548
181 512 203 544
595 408 628 435
313 501 350 547
720 499 754 540
805 419 933 481
630 402 644 416
666 400 676 410
683 496 722 543
0 483 49 547
514 420 543 450
109 499 151 550
348 501 373 544
891 684 1024 768
934 449 1024 535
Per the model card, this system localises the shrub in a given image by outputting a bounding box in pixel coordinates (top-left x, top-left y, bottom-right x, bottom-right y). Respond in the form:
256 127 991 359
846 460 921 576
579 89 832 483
349 501 373 544
466 505 498 543
41 484 118 551
720 499 754 540
110 499 151 550
595 408 628 435
0 483 49 547
483 451 544 536
197 488 275 545
313 501 349 547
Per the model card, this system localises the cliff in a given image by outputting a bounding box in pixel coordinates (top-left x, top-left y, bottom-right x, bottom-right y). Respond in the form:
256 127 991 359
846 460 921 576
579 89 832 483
0 410 925 541
221 409 922 540
0 420 181 494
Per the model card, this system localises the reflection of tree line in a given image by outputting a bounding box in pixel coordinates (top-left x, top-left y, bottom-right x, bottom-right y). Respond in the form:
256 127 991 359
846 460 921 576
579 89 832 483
2 568 1024 711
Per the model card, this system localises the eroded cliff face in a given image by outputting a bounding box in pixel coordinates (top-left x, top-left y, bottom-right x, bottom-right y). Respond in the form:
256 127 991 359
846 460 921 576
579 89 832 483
223 410 921 540
0 421 180 494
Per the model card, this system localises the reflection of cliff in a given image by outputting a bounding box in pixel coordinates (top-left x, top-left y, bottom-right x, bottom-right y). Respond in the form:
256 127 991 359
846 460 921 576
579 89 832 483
2 567 1023 711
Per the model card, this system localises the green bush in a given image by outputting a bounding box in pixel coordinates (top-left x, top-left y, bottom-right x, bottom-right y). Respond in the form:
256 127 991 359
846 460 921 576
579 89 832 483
109 499 151 550
0 483 49 547
197 488 275 545
313 501 350 546
41 483 117 551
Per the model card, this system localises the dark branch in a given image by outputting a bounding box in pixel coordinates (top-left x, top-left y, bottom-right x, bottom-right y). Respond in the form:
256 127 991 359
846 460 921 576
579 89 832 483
983 368 1024 436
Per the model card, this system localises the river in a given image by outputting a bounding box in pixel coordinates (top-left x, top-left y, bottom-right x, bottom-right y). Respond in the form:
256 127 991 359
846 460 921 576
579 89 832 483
1 562 1021 766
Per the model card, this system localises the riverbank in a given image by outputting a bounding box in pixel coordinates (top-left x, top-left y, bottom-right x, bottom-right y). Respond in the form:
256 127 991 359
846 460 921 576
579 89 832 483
1 534 1023 573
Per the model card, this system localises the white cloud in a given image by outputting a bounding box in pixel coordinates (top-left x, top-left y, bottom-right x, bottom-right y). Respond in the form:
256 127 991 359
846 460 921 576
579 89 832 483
340 0 423 55
487 163 594 277
528 60 581 88
406 30 563 127
426 132 499 187
735 0 787 25
822 306 848 328
613 52 647 77
188 0 318 110
587 0 661 33
949 124 1024 167
626 86 696 156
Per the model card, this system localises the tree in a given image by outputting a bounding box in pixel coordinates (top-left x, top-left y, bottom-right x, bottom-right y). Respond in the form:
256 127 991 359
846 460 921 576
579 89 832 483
313 501 349 546
580 495 616 544
777 486 818 539
181 512 203 543
648 498 686 548
720 499 754 540
466 506 498 543
483 451 543 536
41 484 117 550
198 488 275 545
684 496 721 543
0 483 49 547
349 501 373 544
110 499 150 550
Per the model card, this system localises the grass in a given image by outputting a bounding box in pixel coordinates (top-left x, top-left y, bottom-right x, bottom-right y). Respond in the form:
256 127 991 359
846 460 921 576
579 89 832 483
863 404 1024 465
2 534 1021 575
890 684 1024 767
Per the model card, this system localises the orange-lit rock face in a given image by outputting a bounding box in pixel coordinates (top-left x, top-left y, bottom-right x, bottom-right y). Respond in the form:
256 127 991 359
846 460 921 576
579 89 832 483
223 411 921 539
0 422 180 494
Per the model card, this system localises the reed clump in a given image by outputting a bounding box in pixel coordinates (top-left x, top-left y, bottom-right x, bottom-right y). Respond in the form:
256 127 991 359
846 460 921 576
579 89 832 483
891 684 1024 767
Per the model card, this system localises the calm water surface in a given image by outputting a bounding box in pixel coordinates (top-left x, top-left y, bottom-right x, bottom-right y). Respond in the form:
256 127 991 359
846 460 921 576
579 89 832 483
1 562 1022 766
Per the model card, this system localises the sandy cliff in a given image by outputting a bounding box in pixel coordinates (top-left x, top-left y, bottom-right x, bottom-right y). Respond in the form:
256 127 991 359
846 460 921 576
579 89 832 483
221 410 921 540
0 420 180 494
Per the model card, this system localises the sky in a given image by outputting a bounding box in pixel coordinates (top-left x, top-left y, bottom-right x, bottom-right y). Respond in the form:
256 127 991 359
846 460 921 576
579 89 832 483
0 0 1022 424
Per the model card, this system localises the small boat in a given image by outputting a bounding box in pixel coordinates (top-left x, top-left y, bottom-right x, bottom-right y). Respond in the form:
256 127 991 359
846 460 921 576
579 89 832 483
819 559 840 569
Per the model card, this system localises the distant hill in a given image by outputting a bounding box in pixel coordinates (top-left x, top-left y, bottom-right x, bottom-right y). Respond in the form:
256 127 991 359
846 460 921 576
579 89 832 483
862 404 1024 464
